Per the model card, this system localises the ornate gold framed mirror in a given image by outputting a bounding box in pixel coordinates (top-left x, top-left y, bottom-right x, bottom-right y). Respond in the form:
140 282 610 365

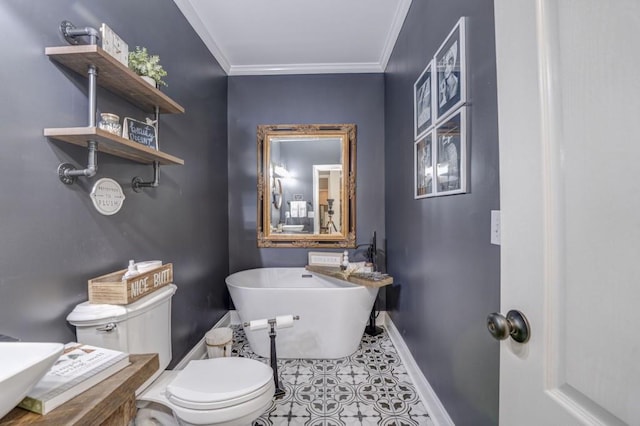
257 124 356 248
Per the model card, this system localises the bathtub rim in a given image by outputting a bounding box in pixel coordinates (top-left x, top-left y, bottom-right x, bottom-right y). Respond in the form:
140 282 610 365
225 267 364 290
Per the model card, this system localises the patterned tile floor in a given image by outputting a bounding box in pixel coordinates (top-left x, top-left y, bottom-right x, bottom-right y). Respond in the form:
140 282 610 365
229 325 434 426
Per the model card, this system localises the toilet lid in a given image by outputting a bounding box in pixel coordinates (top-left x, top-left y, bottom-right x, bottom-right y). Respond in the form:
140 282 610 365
166 358 273 410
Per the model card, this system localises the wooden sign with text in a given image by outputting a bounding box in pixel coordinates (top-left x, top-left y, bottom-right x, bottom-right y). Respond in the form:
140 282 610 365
88 263 173 304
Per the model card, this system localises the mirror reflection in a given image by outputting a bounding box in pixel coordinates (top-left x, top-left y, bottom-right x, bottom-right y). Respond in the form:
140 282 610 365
271 136 342 234
257 124 356 248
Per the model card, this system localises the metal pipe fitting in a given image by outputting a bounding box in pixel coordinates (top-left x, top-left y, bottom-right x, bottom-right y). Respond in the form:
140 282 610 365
58 140 98 184
87 65 97 127
132 107 162 192
60 21 99 45
132 161 160 192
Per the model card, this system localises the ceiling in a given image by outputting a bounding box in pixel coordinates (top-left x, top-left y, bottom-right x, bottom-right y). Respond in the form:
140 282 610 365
172 0 412 76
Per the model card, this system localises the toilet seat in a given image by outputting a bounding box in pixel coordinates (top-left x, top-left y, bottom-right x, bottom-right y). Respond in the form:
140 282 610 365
137 357 275 425
166 358 273 410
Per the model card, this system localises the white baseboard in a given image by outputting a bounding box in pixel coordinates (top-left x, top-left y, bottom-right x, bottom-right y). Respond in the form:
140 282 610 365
229 310 241 325
174 312 232 370
384 316 455 426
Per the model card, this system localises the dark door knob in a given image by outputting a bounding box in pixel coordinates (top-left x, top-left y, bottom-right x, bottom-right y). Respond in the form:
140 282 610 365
487 310 530 343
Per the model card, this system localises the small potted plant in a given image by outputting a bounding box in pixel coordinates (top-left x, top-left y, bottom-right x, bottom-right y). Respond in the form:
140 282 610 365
128 46 168 87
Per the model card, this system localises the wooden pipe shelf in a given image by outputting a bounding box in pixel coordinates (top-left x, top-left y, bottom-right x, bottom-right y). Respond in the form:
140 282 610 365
45 45 183 114
45 42 185 185
44 127 184 166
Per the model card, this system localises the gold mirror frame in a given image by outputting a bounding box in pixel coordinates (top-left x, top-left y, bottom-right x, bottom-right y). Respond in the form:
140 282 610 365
257 123 356 248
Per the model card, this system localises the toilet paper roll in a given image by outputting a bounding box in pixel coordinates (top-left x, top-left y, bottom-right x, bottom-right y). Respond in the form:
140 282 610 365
275 315 294 329
205 327 232 345
248 319 269 331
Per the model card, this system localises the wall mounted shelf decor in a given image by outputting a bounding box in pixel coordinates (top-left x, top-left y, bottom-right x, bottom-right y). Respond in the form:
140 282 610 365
45 45 183 114
44 127 183 165
45 21 185 190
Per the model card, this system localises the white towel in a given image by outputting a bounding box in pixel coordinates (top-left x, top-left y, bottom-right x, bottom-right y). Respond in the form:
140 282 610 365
290 201 306 218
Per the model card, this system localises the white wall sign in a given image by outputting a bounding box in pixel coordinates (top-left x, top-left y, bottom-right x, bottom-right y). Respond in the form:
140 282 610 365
90 178 125 216
307 251 342 267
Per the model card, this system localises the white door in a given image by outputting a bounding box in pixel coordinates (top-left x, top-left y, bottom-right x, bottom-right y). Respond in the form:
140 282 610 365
494 1 640 424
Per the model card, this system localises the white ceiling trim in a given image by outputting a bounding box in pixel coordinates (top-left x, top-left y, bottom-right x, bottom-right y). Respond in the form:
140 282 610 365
378 0 412 71
172 0 232 74
229 62 384 76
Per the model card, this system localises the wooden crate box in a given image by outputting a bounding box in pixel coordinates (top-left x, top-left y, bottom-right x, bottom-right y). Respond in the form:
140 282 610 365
88 263 173 305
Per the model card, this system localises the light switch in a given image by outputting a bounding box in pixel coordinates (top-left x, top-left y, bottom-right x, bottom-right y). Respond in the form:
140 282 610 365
491 210 501 245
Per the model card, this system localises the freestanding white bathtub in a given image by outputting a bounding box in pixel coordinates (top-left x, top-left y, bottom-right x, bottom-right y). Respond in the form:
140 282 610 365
226 267 378 359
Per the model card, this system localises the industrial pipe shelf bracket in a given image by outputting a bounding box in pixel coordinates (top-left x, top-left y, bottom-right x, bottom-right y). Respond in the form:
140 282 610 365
131 107 162 192
132 161 160 192
57 21 101 185
58 140 98 185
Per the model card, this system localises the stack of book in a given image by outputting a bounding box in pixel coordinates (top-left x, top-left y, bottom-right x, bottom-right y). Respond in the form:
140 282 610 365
19 343 129 415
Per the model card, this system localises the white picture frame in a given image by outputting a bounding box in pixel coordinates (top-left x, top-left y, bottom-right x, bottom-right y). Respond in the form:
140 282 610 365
414 130 435 199
413 60 434 139
434 17 467 121
434 108 467 196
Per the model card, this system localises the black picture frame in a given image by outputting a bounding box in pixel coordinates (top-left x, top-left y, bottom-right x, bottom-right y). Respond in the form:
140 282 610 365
122 117 158 150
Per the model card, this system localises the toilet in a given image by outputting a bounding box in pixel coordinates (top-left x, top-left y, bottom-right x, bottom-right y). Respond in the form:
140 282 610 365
66 284 275 426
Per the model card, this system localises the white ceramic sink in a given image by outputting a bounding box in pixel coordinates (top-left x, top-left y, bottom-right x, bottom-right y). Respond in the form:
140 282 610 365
282 225 304 232
0 342 64 418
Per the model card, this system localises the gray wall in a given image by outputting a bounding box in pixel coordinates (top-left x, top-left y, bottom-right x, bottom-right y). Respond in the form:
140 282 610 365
384 1 501 424
227 75 385 276
0 0 228 366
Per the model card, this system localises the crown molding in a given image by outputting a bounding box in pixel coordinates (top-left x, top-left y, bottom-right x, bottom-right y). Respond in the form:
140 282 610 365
172 0 231 74
229 62 384 76
380 0 412 71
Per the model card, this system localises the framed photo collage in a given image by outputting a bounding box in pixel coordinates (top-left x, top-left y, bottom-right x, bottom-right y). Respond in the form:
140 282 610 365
413 17 468 199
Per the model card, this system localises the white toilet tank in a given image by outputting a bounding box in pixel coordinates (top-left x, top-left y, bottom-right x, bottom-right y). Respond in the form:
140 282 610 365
67 284 177 371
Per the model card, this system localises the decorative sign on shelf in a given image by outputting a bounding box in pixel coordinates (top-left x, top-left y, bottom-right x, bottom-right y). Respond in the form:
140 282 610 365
100 23 128 66
90 178 125 215
123 117 157 149
308 251 343 267
88 263 174 304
